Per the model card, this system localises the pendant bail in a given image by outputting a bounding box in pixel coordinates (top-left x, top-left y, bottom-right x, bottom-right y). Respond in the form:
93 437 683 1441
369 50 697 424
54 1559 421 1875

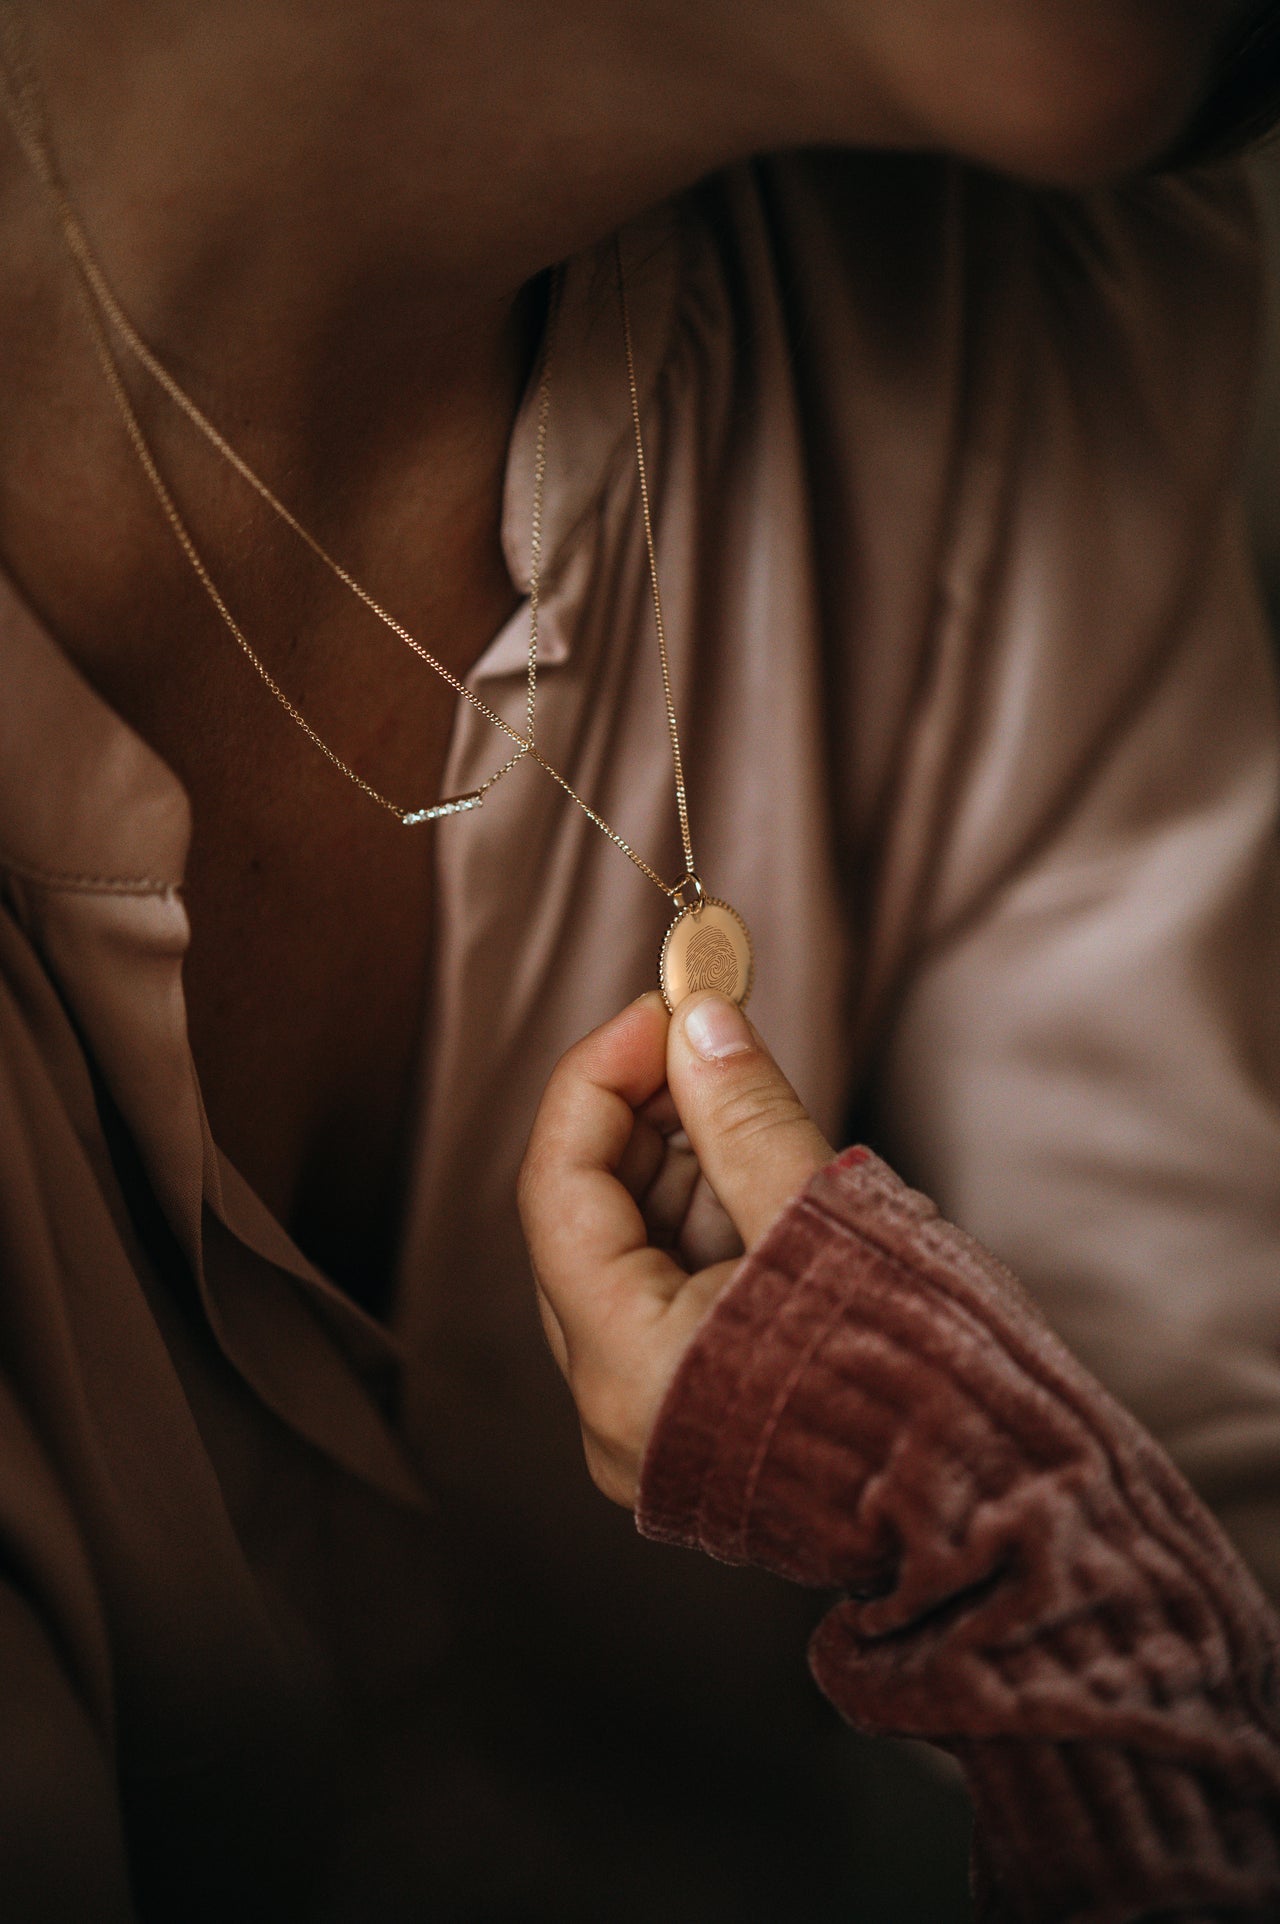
671 871 706 912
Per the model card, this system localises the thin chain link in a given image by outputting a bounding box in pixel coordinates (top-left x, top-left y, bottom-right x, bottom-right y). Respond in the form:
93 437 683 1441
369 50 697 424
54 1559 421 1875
616 237 695 883
0 0 695 892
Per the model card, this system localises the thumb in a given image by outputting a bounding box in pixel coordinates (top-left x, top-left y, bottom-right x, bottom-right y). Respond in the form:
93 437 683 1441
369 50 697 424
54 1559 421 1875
667 992 833 1249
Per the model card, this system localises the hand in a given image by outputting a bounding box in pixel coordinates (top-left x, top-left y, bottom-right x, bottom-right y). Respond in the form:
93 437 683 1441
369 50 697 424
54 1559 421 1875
518 990 833 1507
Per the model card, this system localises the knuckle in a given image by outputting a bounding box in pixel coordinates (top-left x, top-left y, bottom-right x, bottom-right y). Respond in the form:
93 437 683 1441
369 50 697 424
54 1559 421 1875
710 1077 811 1157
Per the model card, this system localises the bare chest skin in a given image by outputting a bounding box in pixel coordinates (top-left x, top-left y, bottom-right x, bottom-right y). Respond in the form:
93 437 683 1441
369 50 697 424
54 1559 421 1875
120 529 519 1315
179 634 510 1316
169 328 534 1313
177 555 522 1316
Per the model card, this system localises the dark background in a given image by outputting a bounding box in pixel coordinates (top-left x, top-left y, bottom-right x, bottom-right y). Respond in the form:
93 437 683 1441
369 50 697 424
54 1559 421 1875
1248 149 1280 624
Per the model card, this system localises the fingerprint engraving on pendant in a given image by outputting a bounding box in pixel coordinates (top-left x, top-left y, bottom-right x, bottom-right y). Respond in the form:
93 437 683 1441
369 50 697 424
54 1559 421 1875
659 898 754 1013
685 923 740 997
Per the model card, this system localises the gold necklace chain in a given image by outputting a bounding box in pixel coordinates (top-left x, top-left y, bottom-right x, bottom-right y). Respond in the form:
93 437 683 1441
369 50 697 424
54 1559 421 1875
0 1 700 901
618 244 695 884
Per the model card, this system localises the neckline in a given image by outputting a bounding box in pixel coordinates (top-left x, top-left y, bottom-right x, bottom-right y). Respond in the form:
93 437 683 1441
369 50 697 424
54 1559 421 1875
0 205 686 894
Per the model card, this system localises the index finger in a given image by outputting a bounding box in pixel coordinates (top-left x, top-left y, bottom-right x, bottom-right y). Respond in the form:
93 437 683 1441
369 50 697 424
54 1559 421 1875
518 994 682 1321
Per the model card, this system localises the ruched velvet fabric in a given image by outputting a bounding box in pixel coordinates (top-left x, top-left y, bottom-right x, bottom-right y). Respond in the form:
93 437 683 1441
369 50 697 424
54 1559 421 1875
640 1149 1280 1919
0 155 1278 1915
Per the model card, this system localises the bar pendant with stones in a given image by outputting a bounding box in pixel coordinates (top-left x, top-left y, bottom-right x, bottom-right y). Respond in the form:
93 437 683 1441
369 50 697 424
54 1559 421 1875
401 791 485 826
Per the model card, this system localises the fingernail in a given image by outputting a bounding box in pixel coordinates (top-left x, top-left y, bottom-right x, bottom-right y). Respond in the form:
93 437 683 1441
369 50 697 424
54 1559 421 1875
682 994 753 1061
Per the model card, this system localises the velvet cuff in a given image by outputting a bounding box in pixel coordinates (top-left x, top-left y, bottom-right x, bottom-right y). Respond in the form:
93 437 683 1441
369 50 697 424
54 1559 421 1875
637 1149 1280 1921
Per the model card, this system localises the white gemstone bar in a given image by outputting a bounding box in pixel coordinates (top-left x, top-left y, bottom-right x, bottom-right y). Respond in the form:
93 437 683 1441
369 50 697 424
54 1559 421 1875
402 791 485 826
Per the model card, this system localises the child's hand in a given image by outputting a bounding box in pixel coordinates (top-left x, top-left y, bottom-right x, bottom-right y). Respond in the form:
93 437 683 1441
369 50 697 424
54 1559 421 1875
518 990 833 1507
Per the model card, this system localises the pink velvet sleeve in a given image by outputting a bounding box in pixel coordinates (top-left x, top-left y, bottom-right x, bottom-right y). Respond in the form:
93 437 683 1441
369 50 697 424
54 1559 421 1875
636 1149 1280 1922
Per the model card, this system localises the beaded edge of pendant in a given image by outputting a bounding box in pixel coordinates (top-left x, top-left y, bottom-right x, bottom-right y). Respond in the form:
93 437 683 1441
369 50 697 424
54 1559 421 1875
657 895 754 1014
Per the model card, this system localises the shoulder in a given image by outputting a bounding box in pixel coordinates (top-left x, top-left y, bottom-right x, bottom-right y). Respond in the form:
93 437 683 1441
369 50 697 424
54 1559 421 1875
1017 167 1261 508
681 152 1261 496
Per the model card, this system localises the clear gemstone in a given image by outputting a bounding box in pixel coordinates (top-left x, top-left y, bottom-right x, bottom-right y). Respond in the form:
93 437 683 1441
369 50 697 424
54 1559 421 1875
402 792 484 826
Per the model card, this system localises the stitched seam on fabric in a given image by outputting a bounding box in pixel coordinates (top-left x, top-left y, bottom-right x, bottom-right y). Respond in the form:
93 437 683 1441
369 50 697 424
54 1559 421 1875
811 1172 1025 1299
0 845 178 896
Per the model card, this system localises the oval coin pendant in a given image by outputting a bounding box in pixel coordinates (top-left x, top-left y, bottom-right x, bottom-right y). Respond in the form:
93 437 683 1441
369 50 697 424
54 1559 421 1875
659 897 754 1013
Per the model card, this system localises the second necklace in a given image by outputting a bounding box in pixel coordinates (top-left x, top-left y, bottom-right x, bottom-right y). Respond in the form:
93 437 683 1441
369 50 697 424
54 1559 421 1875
0 4 753 1010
